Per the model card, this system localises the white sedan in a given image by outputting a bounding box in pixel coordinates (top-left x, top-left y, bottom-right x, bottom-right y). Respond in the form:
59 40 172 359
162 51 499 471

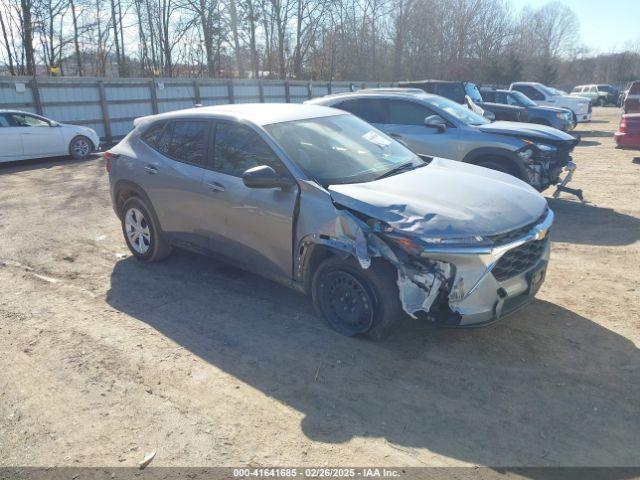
0 109 100 163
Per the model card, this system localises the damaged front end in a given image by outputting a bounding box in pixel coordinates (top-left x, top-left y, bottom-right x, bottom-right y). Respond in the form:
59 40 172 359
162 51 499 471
295 180 554 327
518 137 583 200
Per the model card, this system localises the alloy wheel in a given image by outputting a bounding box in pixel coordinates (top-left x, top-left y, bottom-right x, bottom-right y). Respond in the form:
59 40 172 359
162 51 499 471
124 207 151 255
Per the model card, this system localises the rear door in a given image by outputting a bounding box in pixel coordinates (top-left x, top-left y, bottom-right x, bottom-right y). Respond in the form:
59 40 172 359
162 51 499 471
139 119 213 249
0 113 24 161
200 121 298 279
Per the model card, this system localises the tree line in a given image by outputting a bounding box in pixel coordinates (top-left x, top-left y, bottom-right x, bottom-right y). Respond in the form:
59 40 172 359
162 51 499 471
1 0 639 86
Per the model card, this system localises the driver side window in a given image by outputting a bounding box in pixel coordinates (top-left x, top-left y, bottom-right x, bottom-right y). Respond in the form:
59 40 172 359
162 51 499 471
213 122 283 177
385 100 434 126
10 113 49 127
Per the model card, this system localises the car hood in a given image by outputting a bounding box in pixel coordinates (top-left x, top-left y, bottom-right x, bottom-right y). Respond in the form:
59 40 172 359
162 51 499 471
328 158 547 238
529 105 572 115
480 102 524 112
477 121 575 141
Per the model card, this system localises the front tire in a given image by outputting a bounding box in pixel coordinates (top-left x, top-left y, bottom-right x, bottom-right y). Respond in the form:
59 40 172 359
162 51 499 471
121 197 172 262
69 135 93 160
311 256 403 338
476 156 519 178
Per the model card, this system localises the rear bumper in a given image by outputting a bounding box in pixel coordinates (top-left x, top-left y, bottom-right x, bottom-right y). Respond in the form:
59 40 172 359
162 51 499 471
614 131 640 149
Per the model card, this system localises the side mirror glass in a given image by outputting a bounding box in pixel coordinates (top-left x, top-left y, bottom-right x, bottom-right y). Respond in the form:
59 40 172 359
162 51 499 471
483 110 496 122
424 115 447 132
49 120 60 127
242 165 294 189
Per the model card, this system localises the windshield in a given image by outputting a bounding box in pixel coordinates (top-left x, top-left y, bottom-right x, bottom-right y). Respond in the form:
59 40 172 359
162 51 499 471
539 84 560 96
509 90 537 107
465 83 484 103
427 95 489 125
265 114 421 186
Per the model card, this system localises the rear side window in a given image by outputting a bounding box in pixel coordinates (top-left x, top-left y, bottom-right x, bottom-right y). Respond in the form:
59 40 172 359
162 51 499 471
385 100 434 125
433 83 465 103
0 114 10 127
336 99 387 123
513 85 544 101
630 82 640 94
157 120 208 166
481 91 496 102
571 87 581 93
213 122 282 177
141 121 166 147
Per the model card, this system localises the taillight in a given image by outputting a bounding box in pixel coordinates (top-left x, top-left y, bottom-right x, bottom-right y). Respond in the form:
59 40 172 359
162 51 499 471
103 151 119 173
619 118 628 133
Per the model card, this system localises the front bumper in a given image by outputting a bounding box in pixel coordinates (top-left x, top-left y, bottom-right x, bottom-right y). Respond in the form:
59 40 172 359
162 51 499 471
417 209 553 327
575 112 591 123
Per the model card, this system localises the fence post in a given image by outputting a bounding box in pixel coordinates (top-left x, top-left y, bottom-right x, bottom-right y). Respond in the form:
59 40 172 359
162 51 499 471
328 82 332 94
349 82 354 92
31 77 43 115
97 80 112 144
307 82 312 99
258 80 264 103
284 81 290 103
227 79 235 104
149 79 158 114
193 79 201 105
361 82 366 90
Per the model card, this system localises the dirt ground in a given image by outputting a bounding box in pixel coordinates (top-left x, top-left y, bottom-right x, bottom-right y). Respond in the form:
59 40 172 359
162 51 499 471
0 107 639 469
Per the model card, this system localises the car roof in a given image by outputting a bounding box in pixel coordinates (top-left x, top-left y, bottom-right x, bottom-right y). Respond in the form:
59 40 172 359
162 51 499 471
399 79 462 85
138 103 347 127
307 89 439 102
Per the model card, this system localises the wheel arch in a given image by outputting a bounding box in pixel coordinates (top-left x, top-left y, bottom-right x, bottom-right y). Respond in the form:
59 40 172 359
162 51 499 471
462 147 528 180
112 179 159 226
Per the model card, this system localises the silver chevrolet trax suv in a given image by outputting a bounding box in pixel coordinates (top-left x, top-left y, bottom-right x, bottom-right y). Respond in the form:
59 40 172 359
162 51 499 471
107 104 553 338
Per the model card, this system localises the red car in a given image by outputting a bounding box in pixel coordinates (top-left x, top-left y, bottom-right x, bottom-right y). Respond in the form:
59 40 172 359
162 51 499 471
614 114 640 149
623 81 640 114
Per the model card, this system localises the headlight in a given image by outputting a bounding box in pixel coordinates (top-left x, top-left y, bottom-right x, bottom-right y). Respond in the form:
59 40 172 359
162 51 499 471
517 147 533 160
535 143 557 153
384 232 492 255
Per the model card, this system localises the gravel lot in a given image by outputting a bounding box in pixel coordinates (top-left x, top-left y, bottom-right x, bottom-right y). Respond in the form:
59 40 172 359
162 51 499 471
1 107 639 468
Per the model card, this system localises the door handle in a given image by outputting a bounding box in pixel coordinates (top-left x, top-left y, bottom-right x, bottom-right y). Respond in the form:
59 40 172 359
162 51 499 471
206 181 226 192
143 164 158 175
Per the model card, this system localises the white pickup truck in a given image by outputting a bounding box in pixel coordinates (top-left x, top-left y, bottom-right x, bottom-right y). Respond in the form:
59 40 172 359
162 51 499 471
509 82 592 123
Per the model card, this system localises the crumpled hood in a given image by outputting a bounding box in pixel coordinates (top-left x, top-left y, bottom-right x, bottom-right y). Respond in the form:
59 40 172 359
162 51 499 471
477 121 576 141
328 158 547 237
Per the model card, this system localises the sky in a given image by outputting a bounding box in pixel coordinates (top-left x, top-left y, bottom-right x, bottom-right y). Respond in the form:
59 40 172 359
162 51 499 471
510 0 640 53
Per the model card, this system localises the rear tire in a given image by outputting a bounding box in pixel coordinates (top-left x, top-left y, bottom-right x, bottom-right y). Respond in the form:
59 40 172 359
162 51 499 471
121 197 172 262
311 256 403 339
69 135 93 160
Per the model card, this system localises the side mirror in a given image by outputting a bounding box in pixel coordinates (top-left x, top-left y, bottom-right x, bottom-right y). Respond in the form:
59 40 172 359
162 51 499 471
483 110 496 122
242 165 294 189
424 115 447 132
49 120 60 127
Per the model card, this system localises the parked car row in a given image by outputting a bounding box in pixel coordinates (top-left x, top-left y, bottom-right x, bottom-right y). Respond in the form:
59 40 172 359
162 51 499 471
570 84 619 106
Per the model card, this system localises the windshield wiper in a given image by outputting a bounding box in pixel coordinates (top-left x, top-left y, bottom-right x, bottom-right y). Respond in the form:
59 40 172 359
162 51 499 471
375 162 418 180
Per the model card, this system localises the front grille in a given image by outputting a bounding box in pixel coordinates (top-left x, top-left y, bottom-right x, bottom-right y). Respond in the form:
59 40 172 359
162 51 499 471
487 209 548 246
492 238 548 282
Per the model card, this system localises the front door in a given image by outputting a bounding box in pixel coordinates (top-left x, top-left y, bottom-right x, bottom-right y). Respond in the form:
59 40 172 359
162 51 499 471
376 99 458 159
201 121 298 279
7 112 66 157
